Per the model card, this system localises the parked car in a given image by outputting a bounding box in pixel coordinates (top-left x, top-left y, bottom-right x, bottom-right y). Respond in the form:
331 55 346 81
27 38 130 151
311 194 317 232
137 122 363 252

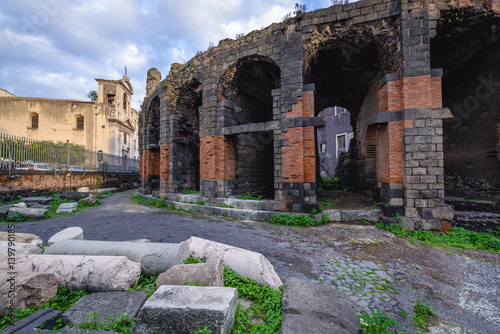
68 166 85 172
33 163 56 171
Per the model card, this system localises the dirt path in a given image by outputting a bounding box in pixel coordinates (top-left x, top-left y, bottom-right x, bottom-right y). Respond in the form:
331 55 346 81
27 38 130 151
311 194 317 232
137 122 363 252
2 190 499 333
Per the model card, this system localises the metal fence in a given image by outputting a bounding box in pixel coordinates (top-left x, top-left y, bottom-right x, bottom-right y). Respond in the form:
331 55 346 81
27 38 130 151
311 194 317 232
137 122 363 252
0 133 139 174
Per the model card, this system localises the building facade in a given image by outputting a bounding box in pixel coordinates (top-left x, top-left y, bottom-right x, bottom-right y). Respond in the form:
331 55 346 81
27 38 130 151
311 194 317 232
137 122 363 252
0 76 139 159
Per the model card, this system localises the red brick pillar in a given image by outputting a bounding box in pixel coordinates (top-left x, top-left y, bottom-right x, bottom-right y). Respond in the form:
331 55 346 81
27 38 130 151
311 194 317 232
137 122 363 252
200 135 235 197
140 148 160 193
281 87 317 212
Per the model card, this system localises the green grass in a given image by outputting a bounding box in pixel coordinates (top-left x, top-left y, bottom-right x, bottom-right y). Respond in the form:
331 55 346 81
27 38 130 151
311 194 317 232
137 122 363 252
237 193 265 201
357 310 398 334
128 275 158 298
269 213 328 227
182 187 199 194
412 300 435 331
376 222 500 253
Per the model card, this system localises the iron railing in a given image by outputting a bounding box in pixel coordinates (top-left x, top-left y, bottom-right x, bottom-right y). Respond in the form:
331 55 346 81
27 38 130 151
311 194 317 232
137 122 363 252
0 133 139 174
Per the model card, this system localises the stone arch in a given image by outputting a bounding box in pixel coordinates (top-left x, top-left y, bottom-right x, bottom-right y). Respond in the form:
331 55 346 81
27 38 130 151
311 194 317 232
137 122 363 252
74 114 84 130
219 54 281 124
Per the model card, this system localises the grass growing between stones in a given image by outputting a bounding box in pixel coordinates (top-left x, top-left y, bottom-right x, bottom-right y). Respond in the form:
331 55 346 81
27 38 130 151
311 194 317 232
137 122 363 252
223 266 283 333
411 300 435 332
0 286 90 330
269 213 328 227
376 222 500 253
357 310 399 334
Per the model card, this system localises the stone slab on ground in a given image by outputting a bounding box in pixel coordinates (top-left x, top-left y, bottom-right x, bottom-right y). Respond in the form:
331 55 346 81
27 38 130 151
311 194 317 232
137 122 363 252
131 285 238 334
7 207 47 220
1 308 61 333
322 209 342 221
92 188 117 194
0 271 59 317
45 240 189 276
15 254 141 292
281 277 361 334
187 236 282 289
61 191 87 200
341 209 381 222
77 187 90 193
156 262 224 287
79 195 96 206
63 291 148 327
22 197 54 206
0 231 42 247
47 227 84 245
56 202 78 213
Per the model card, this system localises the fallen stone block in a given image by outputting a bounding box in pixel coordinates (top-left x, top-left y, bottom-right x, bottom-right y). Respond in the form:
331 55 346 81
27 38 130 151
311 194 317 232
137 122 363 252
61 191 87 201
15 254 141 292
0 241 42 262
341 209 381 222
281 277 361 334
7 207 47 221
77 187 90 192
92 188 117 194
0 231 42 248
0 271 59 317
13 202 27 208
22 197 54 206
0 205 13 218
187 237 282 289
131 285 237 334
79 195 96 206
156 262 224 287
63 291 147 327
48 227 84 246
56 202 79 213
45 240 189 276
1 308 61 333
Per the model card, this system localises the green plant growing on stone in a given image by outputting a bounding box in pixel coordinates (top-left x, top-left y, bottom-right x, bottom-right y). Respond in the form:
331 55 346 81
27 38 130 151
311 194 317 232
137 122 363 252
73 311 135 334
182 187 199 194
395 213 404 224
197 200 205 206
310 208 318 215
7 213 31 223
220 202 234 208
222 210 228 217
194 326 213 334
129 275 158 298
269 213 327 227
357 310 398 334
161 81 169 88
411 299 435 331
237 193 265 201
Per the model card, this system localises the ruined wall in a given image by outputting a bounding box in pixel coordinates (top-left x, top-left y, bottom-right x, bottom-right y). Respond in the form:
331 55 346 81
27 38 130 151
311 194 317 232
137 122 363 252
139 0 500 226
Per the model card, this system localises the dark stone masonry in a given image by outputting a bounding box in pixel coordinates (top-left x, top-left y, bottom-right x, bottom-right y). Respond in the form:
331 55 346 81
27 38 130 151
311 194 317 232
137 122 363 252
139 0 500 230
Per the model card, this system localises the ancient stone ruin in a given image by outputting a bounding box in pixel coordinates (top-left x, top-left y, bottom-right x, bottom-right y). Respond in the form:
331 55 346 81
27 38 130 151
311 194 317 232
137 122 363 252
139 0 500 230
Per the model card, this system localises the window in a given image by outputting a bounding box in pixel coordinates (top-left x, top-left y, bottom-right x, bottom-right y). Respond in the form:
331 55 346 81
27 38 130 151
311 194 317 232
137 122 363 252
336 133 347 158
76 115 84 130
123 93 127 111
31 113 39 129
321 143 326 154
107 94 115 105
124 133 127 144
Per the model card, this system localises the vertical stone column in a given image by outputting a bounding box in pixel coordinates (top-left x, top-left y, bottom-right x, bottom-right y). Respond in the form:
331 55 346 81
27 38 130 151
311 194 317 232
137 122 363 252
281 85 318 212
398 0 453 229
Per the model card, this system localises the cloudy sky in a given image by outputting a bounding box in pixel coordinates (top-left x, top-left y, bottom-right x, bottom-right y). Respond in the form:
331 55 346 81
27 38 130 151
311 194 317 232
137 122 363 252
0 0 334 111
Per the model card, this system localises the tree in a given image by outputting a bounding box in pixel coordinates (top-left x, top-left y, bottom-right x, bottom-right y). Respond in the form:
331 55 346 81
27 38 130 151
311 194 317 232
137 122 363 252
294 3 307 15
87 90 98 101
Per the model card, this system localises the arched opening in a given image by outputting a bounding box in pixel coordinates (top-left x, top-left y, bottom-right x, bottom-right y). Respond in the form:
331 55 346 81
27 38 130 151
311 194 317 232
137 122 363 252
219 55 281 198
146 97 160 148
304 41 384 198
173 79 202 192
143 96 161 191
75 115 84 130
431 9 500 196
29 112 39 129
123 93 128 112
220 55 281 124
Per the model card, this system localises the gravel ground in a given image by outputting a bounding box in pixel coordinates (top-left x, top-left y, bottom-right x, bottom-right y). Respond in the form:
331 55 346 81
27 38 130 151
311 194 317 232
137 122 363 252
1 189 499 333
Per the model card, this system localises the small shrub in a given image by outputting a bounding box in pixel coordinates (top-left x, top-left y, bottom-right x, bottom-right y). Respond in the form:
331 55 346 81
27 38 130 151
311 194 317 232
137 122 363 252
220 202 234 208
196 200 205 206
268 213 326 227
357 310 398 334
184 255 205 264
412 299 435 331
129 275 158 298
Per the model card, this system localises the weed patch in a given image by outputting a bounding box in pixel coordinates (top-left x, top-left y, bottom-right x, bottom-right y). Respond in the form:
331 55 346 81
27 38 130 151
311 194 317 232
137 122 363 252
357 310 398 334
182 187 199 194
411 300 435 331
237 193 266 201
269 213 327 227
377 222 500 253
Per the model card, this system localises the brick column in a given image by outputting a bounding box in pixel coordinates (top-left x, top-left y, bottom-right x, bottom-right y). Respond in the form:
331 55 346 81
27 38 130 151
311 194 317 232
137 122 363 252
200 135 236 198
140 148 160 193
159 144 170 196
281 86 318 212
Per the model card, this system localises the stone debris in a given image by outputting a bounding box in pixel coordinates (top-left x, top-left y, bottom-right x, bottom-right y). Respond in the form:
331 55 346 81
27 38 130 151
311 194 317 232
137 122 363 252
0 271 59 317
79 194 97 206
22 197 54 206
0 205 13 218
13 202 27 208
131 285 238 334
187 236 283 289
0 241 42 262
15 254 141 292
156 262 224 287
77 187 90 193
48 226 84 245
45 240 189 276
0 231 43 248
63 291 148 327
0 308 61 333
7 207 47 220
281 277 361 334
56 202 79 213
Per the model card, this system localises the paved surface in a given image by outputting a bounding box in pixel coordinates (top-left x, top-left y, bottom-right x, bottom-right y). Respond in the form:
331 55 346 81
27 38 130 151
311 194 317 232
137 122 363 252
2 190 500 333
